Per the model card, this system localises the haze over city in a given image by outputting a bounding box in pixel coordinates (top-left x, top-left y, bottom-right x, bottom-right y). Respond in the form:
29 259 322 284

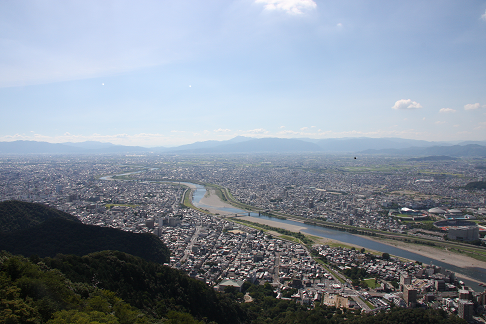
1 0 485 147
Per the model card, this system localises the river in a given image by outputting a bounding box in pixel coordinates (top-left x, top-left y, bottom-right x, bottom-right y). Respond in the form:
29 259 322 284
98 170 486 291
189 183 486 291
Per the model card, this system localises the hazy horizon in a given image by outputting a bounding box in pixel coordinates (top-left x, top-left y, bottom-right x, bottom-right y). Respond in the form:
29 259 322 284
1 0 485 146
1 135 482 148
2 135 486 151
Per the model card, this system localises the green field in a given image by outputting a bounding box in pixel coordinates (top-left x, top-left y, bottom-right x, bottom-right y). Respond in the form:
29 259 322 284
363 278 379 289
364 299 376 309
278 235 300 243
416 170 464 177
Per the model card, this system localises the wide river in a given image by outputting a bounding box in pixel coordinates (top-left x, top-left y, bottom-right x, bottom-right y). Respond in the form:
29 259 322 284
189 183 486 291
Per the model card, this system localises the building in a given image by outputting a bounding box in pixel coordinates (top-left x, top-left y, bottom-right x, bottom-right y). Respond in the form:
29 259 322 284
448 226 479 242
403 285 417 308
459 290 473 301
457 299 474 321
428 207 446 215
217 279 245 292
145 218 155 229
254 252 264 262
400 273 411 292
168 216 181 227
155 227 163 236
158 216 167 226
424 294 435 303
434 280 446 292
477 291 486 306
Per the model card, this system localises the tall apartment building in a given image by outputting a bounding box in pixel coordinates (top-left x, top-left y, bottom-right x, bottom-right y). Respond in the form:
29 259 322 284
458 299 474 322
399 273 411 292
403 285 417 308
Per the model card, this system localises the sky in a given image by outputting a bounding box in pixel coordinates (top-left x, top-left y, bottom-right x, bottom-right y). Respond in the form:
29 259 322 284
1 0 486 147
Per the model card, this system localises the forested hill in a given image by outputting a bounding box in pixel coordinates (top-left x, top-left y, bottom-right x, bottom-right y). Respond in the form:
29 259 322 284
1 251 246 323
0 200 170 264
465 181 486 190
43 251 248 323
1 250 467 324
0 200 79 232
0 218 170 263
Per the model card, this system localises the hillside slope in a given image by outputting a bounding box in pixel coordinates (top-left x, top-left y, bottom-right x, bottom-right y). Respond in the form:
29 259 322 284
0 200 80 233
0 201 170 264
43 251 248 323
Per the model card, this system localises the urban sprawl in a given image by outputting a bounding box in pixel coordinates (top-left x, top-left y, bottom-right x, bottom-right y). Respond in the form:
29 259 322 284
1 154 486 322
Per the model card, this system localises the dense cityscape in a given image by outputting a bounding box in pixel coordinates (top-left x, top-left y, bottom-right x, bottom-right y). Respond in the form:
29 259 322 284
1 153 486 322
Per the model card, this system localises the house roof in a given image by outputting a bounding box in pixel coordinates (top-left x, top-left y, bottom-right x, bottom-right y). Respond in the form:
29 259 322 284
219 279 244 287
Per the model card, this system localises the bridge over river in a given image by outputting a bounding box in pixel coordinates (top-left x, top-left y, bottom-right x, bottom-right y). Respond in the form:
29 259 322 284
188 183 486 292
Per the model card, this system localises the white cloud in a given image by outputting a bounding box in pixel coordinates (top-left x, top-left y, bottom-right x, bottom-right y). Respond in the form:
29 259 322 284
255 0 317 14
435 121 446 125
231 127 482 142
439 108 456 113
392 99 422 110
277 130 300 135
214 128 231 132
475 122 486 129
482 10 486 21
245 128 269 134
464 103 480 110
300 127 308 131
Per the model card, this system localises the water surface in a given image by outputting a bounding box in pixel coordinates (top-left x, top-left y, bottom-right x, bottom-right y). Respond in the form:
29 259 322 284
190 183 485 291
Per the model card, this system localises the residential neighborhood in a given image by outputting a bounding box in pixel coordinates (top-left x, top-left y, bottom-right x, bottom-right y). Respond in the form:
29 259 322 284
1 153 485 321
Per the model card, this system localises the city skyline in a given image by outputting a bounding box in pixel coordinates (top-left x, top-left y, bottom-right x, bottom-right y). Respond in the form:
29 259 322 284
1 0 486 146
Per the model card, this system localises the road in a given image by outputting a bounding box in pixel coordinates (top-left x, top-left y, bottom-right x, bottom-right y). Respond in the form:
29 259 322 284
181 226 201 263
273 252 280 285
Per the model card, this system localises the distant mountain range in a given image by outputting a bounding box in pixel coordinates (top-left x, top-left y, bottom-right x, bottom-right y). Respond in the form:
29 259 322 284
1 137 486 156
0 140 148 154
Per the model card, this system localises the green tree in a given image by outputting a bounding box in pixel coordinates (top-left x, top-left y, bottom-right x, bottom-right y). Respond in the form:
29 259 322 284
47 310 119 324
0 272 40 324
165 310 204 324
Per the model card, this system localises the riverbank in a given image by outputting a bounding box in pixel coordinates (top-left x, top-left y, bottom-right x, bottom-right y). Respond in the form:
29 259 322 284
238 216 373 249
237 216 486 286
189 183 486 288
357 235 486 269
197 188 237 215
359 235 486 285
239 216 372 249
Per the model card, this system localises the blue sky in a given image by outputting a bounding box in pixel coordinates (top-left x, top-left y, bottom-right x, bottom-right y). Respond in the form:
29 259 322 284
1 0 485 147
